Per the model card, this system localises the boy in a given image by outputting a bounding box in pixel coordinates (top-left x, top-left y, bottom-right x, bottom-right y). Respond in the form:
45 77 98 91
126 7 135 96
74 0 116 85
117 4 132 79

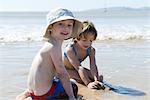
16 8 82 100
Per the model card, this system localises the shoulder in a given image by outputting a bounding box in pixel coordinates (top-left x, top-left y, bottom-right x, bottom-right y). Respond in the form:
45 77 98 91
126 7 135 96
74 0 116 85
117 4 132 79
41 42 53 51
65 43 74 52
40 42 61 54
89 46 96 56
65 44 76 56
90 46 96 52
44 42 53 48
66 45 74 54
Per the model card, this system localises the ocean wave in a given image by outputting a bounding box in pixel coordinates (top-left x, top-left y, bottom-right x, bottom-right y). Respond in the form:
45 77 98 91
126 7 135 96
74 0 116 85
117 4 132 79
97 33 150 41
0 22 149 43
0 33 150 43
0 35 42 42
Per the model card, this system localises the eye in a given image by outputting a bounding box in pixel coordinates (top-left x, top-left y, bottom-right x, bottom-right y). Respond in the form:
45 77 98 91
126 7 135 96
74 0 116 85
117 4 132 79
58 23 63 26
68 24 73 28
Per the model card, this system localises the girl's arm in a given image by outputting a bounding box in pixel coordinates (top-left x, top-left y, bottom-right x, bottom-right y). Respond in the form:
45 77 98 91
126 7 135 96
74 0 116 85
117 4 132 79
66 48 91 85
89 47 103 82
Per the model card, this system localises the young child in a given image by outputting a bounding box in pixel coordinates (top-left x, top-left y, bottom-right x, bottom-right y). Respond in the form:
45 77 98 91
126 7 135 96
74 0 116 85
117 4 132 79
16 8 82 100
63 21 105 90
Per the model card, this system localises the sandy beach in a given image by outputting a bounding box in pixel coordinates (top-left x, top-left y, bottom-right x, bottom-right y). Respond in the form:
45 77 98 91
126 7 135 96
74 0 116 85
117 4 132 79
0 41 150 100
0 9 150 99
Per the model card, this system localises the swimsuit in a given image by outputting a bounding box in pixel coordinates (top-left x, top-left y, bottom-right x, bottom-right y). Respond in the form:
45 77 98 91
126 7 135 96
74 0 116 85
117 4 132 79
30 77 77 100
64 44 91 63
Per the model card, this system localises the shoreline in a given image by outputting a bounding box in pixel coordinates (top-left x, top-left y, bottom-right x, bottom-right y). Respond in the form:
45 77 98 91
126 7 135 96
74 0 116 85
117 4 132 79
0 41 149 99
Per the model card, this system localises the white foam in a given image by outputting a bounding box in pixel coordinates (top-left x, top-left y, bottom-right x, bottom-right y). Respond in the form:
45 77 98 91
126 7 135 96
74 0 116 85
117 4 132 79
0 19 150 42
96 25 150 41
0 25 43 42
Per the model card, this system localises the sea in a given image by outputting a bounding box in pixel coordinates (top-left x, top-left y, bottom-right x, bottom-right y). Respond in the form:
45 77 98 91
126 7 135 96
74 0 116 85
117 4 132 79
0 11 150 100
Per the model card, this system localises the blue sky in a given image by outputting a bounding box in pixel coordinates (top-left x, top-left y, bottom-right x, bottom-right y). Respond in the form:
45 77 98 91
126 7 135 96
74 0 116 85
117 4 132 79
0 0 150 12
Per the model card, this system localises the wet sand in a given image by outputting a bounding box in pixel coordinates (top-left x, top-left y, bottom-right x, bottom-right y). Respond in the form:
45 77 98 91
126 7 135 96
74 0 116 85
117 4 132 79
0 41 150 100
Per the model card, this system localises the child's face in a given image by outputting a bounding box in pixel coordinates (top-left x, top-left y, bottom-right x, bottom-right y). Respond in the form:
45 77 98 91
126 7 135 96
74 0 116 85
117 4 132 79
77 32 95 49
51 19 74 40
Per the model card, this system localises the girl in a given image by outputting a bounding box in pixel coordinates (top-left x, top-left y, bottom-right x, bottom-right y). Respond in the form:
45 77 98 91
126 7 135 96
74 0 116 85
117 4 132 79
64 21 105 90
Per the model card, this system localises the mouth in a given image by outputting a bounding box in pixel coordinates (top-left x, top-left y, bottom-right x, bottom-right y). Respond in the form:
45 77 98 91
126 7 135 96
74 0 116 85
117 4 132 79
60 32 69 35
83 45 89 48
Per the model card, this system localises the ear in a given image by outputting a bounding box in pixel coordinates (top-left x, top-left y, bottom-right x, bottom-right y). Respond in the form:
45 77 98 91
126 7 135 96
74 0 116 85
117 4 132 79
49 24 53 29
47 29 52 32
47 25 53 34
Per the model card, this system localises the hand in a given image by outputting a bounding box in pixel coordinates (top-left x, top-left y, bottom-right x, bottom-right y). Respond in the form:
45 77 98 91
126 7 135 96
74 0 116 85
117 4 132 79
16 90 31 100
98 75 103 82
87 81 101 89
95 81 105 90
87 81 105 90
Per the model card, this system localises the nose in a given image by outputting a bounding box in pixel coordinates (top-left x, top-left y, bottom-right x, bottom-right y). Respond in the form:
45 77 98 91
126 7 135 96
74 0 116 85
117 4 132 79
86 41 92 45
62 25 69 29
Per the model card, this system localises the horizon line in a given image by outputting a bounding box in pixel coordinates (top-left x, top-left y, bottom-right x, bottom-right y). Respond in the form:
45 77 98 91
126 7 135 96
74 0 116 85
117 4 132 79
0 6 149 12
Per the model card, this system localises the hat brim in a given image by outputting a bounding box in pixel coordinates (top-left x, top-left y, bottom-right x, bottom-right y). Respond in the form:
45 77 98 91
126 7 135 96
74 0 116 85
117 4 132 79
43 16 83 40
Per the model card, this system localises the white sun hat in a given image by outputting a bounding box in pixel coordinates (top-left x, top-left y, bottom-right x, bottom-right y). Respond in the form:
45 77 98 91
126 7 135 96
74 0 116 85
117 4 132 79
43 8 83 40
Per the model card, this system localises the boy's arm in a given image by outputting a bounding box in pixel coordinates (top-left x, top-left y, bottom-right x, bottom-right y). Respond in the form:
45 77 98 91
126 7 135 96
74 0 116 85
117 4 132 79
51 46 75 100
